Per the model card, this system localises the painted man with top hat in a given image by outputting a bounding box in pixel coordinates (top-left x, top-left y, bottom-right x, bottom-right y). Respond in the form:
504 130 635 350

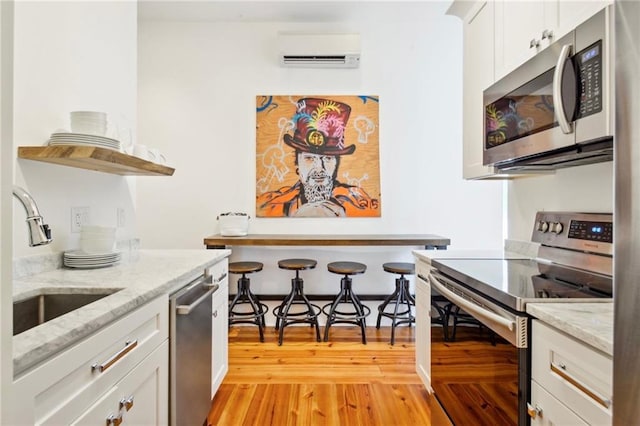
257 98 378 217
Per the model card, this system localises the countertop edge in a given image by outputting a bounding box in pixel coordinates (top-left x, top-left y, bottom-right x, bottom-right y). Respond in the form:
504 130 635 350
526 302 613 357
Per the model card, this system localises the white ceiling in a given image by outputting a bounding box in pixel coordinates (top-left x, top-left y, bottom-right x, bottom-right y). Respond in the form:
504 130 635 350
137 0 454 23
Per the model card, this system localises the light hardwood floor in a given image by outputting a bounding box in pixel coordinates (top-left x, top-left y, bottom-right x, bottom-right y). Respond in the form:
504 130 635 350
207 325 452 426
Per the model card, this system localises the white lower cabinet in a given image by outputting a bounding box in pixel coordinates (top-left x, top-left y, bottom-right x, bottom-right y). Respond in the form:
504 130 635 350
210 259 229 397
414 258 431 390
72 340 168 425
10 295 169 425
530 320 612 426
530 381 587 426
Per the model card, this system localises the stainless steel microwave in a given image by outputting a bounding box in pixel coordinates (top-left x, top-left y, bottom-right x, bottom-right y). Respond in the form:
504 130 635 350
483 6 613 172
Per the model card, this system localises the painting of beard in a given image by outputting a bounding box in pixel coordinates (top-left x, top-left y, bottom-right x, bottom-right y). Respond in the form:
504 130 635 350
256 95 381 218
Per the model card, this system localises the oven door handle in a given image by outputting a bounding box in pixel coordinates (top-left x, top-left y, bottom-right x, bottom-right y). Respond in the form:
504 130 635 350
427 273 515 332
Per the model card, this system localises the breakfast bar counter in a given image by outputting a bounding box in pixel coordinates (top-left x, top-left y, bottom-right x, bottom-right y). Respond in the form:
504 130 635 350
204 233 451 250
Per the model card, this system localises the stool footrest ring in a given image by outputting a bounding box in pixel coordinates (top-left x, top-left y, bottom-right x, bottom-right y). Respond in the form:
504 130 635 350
322 303 371 321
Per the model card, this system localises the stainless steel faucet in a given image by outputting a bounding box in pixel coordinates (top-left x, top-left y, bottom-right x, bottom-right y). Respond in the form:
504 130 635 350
12 185 52 246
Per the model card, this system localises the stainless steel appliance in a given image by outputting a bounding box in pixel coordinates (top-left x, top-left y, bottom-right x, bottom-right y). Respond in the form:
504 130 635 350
169 273 218 426
613 1 639 424
423 211 613 425
483 6 614 172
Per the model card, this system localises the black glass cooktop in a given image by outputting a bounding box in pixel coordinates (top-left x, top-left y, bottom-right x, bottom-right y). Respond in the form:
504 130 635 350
431 258 612 312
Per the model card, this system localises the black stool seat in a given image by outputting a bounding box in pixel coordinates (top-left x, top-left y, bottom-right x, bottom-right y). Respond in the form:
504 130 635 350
228 261 269 342
376 262 416 345
273 258 321 345
323 261 371 344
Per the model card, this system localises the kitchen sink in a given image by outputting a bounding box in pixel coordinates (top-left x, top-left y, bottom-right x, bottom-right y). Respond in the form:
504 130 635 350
13 290 121 336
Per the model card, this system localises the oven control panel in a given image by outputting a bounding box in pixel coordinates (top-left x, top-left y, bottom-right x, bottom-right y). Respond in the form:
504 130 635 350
567 220 613 243
532 212 613 256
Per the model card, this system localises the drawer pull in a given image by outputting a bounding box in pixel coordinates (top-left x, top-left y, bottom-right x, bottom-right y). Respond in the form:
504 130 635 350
550 363 611 408
527 403 543 419
107 413 123 426
92 339 138 373
214 272 227 284
120 395 134 411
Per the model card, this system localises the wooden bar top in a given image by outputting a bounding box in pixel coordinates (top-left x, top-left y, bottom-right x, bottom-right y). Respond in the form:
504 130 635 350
204 234 450 249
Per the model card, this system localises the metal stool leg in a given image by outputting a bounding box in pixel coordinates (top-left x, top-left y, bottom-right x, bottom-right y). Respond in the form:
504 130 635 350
349 282 368 344
276 279 298 345
323 274 370 344
377 274 415 345
229 274 268 342
275 271 321 346
323 281 347 342
295 279 321 342
377 284 400 329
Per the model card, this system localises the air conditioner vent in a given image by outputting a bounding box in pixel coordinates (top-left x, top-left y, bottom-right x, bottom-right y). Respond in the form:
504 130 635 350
278 33 361 68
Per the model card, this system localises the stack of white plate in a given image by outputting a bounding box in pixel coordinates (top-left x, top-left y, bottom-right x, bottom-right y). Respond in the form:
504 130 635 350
70 111 108 136
63 250 121 269
48 132 122 151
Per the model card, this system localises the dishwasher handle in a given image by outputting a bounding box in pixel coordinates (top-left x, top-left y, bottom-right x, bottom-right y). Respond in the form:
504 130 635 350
177 284 218 315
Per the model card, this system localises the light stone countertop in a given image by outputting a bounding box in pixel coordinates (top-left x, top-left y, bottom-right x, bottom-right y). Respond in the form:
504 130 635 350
526 303 613 356
12 249 231 376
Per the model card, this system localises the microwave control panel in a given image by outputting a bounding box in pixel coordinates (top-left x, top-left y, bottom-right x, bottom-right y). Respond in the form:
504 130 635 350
576 40 603 119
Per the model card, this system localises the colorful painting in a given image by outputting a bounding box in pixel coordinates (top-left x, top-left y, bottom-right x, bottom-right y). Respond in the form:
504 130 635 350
256 95 381 218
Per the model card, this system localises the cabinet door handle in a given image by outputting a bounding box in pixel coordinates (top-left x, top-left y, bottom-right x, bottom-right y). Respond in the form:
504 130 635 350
527 403 543 419
120 395 134 411
550 362 612 408
529 38 540 48
541 29 554 40
106 413 123 426
213 310 218 318
92 339 138 373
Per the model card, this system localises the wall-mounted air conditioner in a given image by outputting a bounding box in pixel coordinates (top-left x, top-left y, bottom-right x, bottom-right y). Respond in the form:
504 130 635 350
277 32 361 68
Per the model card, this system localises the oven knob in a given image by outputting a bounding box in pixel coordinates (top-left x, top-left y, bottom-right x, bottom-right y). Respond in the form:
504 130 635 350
550 222 564 234
537 221 549 232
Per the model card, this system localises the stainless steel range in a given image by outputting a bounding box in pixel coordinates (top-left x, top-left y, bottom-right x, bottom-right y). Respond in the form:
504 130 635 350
421 211 613 425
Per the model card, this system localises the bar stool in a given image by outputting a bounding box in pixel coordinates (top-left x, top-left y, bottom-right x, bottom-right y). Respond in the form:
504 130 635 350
273 258 321 346
228 261 269 342
322 261 371 344
376 262 416 345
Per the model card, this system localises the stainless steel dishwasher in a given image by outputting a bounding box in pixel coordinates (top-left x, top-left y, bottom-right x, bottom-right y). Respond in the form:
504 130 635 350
169 273 219 426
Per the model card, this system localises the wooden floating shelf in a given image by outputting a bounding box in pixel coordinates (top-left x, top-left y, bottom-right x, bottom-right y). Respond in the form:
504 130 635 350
18 145 175 176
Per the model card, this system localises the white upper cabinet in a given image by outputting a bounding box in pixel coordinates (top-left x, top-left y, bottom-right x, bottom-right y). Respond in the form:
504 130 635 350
494 1 550 81
495 0 611 81
461 1 498 179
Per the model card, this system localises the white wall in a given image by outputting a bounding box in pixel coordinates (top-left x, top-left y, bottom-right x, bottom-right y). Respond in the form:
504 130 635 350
137 3 505 296
12 1 138 259
0 1 14 419
508 162 614 240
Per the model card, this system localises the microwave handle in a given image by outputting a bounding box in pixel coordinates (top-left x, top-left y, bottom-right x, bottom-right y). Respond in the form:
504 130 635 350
553 44 574 134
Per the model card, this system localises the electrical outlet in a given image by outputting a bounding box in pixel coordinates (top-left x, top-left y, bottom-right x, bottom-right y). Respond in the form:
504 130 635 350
71 206 90 233
117 208 126 228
